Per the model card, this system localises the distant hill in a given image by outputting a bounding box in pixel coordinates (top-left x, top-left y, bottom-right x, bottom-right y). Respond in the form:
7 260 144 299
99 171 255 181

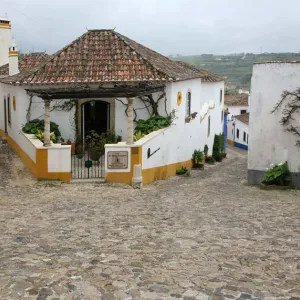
170 53 300 89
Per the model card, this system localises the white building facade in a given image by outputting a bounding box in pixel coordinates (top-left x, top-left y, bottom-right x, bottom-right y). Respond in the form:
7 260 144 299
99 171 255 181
0 25 225 184
248 62 300 187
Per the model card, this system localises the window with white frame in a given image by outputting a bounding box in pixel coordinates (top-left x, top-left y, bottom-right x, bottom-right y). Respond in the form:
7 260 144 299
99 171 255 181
236 128 240 139
220 89 223 104
186 90 191 117
243 131 246 142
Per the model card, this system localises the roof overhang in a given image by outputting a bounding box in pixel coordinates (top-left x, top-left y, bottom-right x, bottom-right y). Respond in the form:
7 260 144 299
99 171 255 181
25 82 166 100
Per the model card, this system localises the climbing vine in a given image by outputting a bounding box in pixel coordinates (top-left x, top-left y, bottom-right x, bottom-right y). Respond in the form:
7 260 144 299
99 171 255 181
116 90 170 124
271 88 300 147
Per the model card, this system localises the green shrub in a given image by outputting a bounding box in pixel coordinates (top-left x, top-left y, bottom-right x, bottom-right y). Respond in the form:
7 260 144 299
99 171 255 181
176 166 188 175
23 119 61 142
192 149 204 167
262 162 292 186
135 116 171 135
204 144 209 157
133 131 145 142
35 129 56 143
214 152 223 162
205 156 216 165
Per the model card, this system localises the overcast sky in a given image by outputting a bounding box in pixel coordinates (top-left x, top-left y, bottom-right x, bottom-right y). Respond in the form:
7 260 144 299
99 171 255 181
2 0 300 55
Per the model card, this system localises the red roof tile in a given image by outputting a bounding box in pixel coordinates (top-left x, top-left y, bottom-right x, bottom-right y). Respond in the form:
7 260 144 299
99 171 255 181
0 52 50 76
176 61 225 82
1 30 201 85
235 113 249 125
225 94 249 106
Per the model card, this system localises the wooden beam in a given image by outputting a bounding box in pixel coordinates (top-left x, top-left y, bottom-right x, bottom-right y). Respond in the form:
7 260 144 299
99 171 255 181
26 85 165 100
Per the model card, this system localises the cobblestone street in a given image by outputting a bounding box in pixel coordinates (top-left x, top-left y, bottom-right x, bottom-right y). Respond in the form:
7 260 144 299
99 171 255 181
0 146 300 300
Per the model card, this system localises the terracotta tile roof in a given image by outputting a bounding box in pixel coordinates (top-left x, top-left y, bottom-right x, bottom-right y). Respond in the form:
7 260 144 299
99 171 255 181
176 61 225 82
224 93 249 106
0 52 50 76
235 113 249 125
1 30 201 85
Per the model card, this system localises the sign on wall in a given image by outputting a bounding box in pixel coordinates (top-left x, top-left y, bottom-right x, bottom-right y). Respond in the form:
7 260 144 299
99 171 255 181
107 151 129 169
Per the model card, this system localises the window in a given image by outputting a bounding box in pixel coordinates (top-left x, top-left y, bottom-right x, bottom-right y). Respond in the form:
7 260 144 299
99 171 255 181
7 94 11 126
236 128 240 139
243 131 246 142
221 110 224 122
208 116 211 137
240 109 247 114
247 134 248 144
186 91 191 117
220 89 223 103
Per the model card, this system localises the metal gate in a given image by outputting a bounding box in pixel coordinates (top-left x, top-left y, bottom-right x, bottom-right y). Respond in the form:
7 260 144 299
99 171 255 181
71 144 105 179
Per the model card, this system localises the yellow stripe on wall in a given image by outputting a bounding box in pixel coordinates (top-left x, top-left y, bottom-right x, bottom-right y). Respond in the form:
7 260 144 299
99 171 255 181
0 130 71 183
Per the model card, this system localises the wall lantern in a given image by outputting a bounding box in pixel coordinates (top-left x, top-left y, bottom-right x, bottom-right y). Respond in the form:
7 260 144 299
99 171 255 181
90 100 95 107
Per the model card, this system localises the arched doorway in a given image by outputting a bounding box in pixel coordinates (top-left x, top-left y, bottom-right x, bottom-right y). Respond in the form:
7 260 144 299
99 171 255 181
81 100 110 138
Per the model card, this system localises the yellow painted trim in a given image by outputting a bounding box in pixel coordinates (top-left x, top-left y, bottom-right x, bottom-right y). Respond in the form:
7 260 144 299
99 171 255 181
142 159 193 185
0 23 11 29
0 129 71 183
106 146 142 185
227 139 234 145
9 51 18 57
0 129 37 176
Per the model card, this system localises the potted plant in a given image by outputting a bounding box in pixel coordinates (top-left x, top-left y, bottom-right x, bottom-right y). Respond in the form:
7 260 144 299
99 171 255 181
192 149 204 169
191 112 198 119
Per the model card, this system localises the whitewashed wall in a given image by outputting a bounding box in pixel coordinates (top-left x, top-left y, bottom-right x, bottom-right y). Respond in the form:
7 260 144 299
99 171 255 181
224 105 249 120
234 119 248 147
249 62 300 174
227 120 234 141
0 83 76 142
139 79 225 170
114 87 171 141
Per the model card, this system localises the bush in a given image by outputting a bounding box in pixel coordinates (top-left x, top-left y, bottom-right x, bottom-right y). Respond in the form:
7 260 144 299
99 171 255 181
35 129 56 143
133 131 145 142
135 116 171 135
214 152 223 162
204 144 209 157
205 156 216 165
176 166 188 175
192 149 204 167
262 162 292 186
23 119 61 142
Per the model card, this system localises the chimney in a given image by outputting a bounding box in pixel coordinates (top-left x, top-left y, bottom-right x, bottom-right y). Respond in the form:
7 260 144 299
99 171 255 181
9 41 19 76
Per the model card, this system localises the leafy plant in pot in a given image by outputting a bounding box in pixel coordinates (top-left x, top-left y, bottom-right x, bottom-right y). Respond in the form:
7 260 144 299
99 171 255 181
192 149 204 169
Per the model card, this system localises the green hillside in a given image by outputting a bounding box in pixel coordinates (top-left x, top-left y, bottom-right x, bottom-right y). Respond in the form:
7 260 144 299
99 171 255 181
171 53 300 89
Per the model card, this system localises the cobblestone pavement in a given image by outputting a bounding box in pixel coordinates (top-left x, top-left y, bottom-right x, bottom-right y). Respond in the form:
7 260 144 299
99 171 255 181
0 146 300 300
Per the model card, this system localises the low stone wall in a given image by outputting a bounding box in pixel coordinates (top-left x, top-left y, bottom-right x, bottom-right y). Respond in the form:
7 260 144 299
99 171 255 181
0 129 71 183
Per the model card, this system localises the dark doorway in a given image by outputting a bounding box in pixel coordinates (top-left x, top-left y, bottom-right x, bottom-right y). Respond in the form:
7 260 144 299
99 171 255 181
4 97 7 134
82 101 110 138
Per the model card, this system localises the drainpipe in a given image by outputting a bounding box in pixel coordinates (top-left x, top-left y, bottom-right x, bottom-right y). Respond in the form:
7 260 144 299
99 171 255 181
223 109 228 153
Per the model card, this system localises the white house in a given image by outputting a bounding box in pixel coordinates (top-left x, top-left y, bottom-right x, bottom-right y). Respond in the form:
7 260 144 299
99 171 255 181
248 61 300 187
227 113 249 150
224 93 249 120
0 18 225 184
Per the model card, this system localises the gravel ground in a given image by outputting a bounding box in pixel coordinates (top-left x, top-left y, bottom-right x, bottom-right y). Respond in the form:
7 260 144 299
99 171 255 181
0 144 300 300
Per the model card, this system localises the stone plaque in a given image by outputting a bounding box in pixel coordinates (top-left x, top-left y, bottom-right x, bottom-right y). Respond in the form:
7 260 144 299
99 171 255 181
107 151 128 169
